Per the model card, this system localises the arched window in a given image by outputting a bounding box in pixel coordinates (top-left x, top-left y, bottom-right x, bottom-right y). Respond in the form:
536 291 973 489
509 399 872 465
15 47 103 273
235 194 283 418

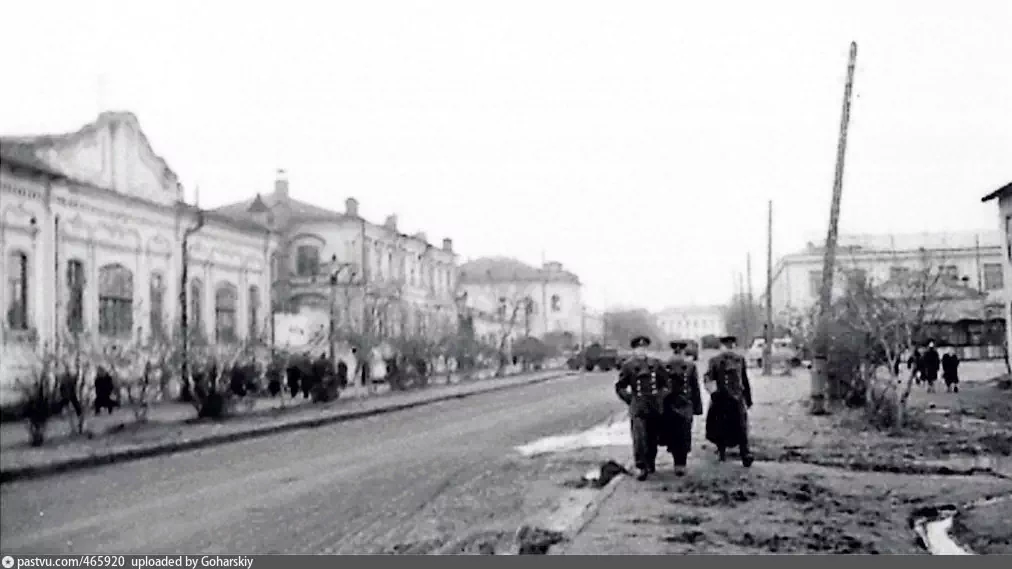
215 283 238 344
190 278 203 330
98 264 133 337
150 272 165 339
67 260 86 333
6 251 29 330
524 296 537 316
551 294 561 312
296 245 320 277
248 285 260 340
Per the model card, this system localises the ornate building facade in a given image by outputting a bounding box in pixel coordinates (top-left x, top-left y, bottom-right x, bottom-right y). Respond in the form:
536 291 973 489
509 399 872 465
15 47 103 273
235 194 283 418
211 172 459 346
1 112 277 404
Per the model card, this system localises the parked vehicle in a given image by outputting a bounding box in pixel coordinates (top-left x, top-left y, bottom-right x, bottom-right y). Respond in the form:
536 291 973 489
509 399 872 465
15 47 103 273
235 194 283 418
567 343 621 372
746 337 800 369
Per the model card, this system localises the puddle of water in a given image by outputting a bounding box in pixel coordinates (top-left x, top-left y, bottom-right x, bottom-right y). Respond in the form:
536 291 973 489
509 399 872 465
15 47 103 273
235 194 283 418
515 417 630 457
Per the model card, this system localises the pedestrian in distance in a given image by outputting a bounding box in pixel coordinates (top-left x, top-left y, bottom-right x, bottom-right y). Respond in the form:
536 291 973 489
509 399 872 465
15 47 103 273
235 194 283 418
664 340 704 476
941 346 960 393
614 335 669 481
908 347 923 385
921 341 941 393
704 335 755 468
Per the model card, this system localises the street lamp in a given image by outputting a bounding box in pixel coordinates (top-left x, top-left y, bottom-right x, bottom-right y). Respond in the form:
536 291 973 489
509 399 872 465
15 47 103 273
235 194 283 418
315 254 355 362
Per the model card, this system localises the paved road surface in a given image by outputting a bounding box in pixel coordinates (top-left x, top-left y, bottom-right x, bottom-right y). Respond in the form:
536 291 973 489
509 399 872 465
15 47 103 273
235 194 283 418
1 371 624 554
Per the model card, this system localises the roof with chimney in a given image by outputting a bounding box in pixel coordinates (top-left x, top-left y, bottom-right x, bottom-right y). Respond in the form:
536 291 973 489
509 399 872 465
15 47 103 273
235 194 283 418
211 190 344 222
459 256 580 284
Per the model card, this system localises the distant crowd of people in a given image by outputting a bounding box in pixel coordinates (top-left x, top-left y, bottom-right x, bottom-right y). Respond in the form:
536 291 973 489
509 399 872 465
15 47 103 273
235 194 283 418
900 340 961 393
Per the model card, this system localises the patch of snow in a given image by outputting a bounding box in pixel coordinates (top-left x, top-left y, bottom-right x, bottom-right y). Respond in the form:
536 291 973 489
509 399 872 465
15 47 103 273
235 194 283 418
515 416 631 457
911 506 974 555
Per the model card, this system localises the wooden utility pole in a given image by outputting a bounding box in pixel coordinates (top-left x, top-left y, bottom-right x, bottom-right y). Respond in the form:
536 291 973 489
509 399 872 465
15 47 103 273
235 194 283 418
811 42 858 415
763 200 774 376
746 254 754 343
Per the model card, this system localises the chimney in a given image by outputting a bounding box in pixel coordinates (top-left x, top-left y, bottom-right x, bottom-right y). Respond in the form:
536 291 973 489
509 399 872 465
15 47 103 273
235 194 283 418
345 197 359 217
442 238 453 253
414 231 427 243
248 193 269 227
274 169 289 199
543 261 562 272
384 214 398 231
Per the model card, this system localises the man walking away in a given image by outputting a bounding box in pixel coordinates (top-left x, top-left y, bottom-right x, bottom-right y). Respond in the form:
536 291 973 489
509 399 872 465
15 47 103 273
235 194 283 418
941 347 960 393
908 347 923 385
704 335 754 467
664 341 704 476
615 335 669 481
922 341 941 393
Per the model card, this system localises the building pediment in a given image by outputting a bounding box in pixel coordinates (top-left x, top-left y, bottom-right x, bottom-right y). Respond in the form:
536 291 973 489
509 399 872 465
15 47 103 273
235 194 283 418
10 112 183 207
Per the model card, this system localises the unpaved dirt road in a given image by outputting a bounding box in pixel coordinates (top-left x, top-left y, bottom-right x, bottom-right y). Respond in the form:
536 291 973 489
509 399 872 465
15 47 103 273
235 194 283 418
1 371 622 554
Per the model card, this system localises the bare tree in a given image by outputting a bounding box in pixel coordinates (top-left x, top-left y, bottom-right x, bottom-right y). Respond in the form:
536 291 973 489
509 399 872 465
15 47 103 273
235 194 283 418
825 248 958 428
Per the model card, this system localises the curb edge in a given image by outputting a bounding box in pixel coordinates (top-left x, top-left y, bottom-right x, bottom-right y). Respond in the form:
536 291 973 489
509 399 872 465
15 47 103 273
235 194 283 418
547 460 632 555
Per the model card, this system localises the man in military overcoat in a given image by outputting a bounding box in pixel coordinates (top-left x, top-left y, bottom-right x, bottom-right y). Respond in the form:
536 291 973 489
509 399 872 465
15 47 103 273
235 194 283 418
615 335 669 481
664 340 704 476
704 335 754 467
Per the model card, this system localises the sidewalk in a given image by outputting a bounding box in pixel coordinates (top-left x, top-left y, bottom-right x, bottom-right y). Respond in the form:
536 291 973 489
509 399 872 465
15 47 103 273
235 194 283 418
0 367 574 483
559 362 1012 554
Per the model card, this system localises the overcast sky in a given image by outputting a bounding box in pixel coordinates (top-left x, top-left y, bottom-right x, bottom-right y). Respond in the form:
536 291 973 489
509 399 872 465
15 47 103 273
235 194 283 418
1 0 1009 312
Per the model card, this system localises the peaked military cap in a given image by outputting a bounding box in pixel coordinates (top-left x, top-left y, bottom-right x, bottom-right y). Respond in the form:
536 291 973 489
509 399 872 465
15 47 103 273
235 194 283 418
669 340 688 350
630 336 651 349
719 335 738 345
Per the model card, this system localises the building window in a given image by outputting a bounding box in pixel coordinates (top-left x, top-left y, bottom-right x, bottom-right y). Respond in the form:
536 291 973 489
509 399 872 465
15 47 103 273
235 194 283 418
249 285 260 340
150 272 165 339
847 268 868 291
67 260 86 333
938 265 959 281
6 251 29 330
889 266 910 282
983 263 1004 291
215 283 238 344
524 297 537 316
98 263 134 337
190 278 203 330
808 270 821 297
551 294 561 312
296 245 320 277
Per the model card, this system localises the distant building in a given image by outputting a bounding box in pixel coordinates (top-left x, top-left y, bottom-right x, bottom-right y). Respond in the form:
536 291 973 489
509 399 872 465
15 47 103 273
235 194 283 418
769 231 1005 320
458 257 584 346
656 305 725 341
981 181 1012 356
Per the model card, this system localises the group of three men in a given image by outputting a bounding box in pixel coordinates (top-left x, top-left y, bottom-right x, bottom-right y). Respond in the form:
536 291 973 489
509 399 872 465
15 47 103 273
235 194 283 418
614 334 753 481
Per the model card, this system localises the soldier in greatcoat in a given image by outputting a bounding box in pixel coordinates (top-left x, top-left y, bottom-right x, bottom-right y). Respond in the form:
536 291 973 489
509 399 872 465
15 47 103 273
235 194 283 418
664 340 704 476
615 335 670 481
704 335 754 467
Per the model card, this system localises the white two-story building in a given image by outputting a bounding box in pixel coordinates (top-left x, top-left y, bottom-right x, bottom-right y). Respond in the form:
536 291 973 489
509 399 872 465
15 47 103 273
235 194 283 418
768 231 1005 322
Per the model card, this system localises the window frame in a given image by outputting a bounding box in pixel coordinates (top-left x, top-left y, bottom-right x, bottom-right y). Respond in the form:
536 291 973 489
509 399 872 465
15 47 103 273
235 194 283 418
98 263 134 338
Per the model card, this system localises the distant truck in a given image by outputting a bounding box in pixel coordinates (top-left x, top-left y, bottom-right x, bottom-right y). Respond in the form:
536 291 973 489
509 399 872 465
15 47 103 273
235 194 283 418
567 343 621 372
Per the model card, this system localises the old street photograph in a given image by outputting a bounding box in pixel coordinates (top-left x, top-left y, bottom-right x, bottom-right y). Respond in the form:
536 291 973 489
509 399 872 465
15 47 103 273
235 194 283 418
0 0 1010 557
